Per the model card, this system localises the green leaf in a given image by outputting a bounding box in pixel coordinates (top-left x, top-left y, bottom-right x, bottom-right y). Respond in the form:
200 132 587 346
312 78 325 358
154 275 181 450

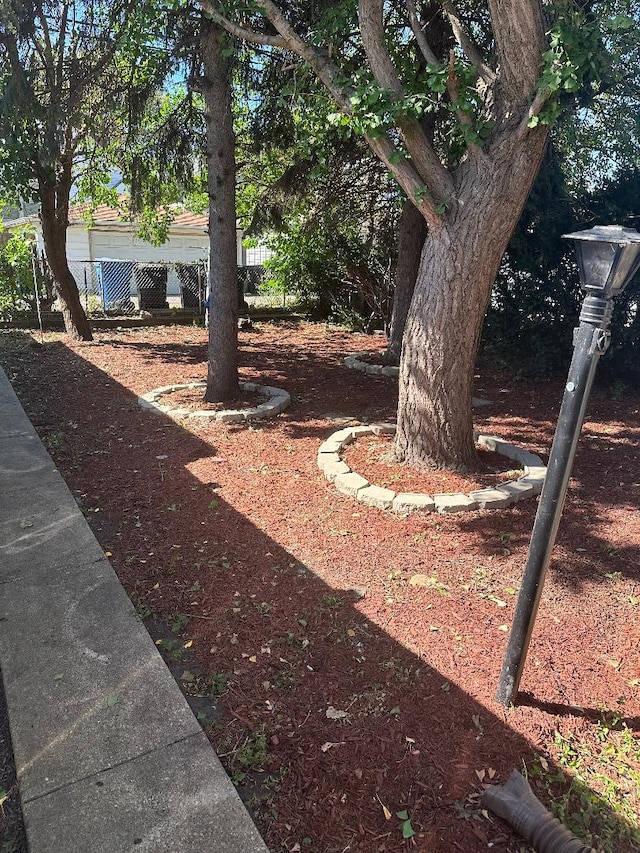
107 695 119 707
401 819 416 838
390 706 401 716
396 810 409 820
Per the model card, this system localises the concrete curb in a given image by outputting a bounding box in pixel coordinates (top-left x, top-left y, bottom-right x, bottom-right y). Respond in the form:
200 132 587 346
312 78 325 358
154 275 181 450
318 424 546 514
0 367 269 853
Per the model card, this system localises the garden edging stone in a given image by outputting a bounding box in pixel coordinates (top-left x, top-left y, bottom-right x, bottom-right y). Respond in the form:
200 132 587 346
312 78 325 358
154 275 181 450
139 380 291 422
319 424 547 514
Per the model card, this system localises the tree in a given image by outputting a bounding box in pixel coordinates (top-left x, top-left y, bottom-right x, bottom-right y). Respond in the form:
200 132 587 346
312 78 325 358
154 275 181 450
0 0 171 340
199 17 240 400
200 0 615 470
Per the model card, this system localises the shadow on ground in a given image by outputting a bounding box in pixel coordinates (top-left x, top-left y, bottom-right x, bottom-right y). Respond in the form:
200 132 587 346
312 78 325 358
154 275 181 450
1 328 638 853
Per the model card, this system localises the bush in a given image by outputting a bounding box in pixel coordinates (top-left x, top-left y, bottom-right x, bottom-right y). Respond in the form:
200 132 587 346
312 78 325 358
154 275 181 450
0 225 37 315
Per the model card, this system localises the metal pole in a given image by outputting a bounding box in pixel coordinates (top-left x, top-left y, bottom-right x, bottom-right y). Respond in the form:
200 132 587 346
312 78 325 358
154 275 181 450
495 293 614 706
31 246 45 344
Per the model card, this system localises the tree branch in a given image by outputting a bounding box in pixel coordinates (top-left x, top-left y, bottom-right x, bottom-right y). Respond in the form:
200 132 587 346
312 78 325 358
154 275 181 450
404 0 439 66
204 1 444 227
487 0 546 100
516 87 548 139
198 0 287 48
441 0 495 85
357 0 454 203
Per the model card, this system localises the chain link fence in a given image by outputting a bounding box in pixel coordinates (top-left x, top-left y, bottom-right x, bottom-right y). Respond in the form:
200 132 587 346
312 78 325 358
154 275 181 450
2 253 267 320
68 259 208 315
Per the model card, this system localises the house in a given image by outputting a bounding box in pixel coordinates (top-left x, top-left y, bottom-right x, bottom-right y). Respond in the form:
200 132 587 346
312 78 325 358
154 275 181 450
3 202 271 310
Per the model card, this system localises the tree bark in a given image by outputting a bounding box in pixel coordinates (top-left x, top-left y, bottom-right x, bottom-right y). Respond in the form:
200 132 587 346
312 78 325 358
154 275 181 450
395 128 548 470
201 19 239 402
39 181 93 341
387 201 427 364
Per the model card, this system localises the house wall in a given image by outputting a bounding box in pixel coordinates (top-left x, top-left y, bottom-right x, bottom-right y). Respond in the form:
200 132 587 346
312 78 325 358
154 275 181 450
88 228 214 265
66 225 92 261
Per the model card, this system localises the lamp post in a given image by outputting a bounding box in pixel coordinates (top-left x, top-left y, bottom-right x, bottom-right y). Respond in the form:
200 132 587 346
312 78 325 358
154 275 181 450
496 225 640 707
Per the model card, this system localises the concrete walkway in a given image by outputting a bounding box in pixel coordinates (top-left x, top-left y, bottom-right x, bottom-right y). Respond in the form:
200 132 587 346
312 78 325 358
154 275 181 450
0 367 269 852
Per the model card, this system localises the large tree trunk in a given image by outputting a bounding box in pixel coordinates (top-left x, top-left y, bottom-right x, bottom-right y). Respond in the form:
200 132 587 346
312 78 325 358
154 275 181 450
201 19 239 402
39 183 93 341
387 201 427 364
395 129 548 471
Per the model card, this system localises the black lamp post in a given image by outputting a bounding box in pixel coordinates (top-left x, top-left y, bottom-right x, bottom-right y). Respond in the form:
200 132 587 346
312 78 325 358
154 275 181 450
496 225 640 707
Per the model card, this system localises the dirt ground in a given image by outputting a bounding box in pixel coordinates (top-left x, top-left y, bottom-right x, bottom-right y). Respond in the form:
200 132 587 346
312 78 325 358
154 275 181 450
1 322 638 853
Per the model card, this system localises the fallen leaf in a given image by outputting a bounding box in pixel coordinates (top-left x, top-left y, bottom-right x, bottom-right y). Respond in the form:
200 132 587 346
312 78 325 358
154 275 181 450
320 741 344 752
249 655 258 663
183 639 193 649
475 769 486 781
326 706 348 720
354 768 363 779
382 804 392 821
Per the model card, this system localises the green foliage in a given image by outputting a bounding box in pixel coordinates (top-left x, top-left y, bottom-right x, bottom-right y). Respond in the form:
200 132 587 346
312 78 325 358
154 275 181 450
528 710 640 852
0 225 36 314
263 217 391 326
532 1 639 135
483 157 640 379
229 725 268 784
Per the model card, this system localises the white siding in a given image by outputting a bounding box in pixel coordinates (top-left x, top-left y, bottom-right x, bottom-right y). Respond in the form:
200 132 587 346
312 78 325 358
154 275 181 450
89 229 211 263
66 225 91 261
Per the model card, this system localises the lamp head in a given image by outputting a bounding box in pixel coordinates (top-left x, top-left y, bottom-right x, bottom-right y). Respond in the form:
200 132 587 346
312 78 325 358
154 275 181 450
563 225 640 298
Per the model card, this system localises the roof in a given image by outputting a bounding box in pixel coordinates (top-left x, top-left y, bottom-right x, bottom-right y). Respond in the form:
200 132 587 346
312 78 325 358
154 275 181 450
3 202 210 231
67 202 209 229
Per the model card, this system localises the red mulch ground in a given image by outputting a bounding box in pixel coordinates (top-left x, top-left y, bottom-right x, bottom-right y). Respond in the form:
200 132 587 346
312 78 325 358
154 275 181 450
1 322 639 853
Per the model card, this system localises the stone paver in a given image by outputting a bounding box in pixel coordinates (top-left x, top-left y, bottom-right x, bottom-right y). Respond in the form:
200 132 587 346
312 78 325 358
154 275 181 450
333 471 369 497
468 488 514 510
358 484 395 509
392 493 436 513
434 493 479 513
